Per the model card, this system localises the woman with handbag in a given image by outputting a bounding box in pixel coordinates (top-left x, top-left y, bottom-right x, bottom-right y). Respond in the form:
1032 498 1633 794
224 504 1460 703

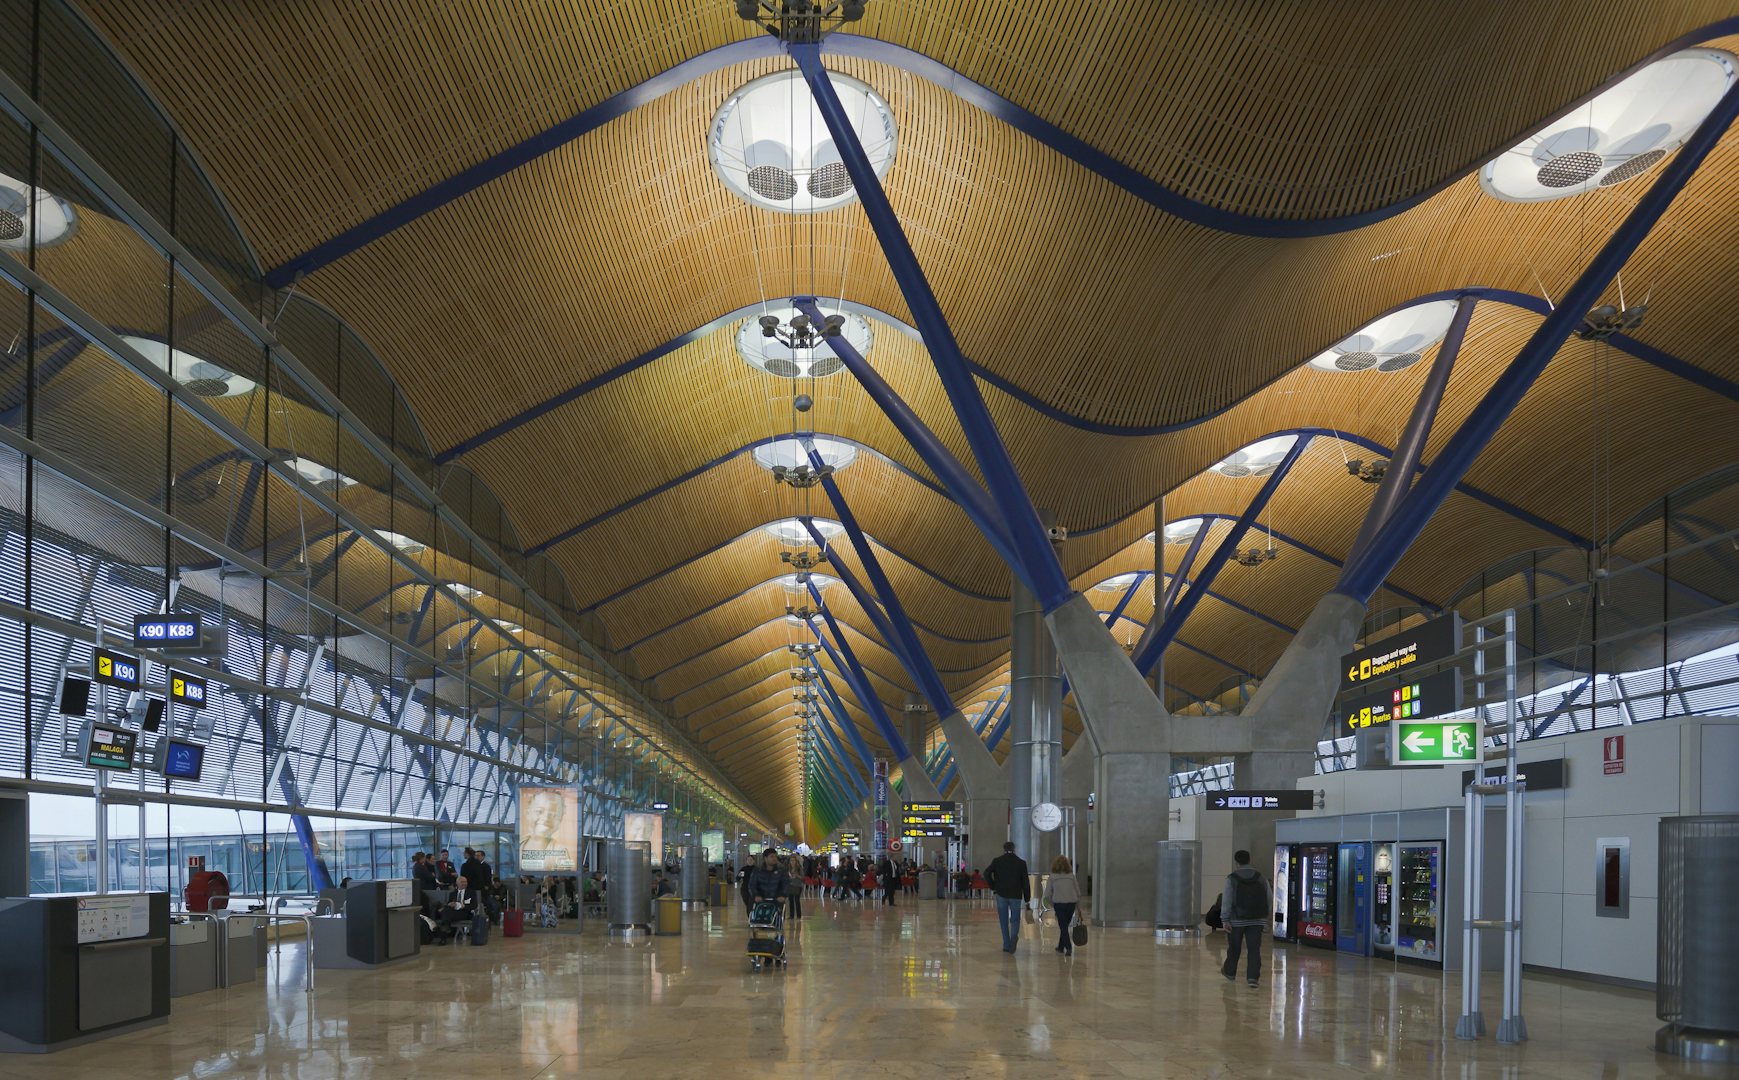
1044 855 1084 956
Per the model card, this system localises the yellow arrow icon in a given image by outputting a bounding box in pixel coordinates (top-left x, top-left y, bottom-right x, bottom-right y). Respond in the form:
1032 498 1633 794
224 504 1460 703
98 655 112 677
173 678 184 697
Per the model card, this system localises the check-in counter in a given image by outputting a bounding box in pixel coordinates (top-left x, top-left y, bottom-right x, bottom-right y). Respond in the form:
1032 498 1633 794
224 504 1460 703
0 892 170 1053
217 913 261 987
315 879 420 968
168 917 218 997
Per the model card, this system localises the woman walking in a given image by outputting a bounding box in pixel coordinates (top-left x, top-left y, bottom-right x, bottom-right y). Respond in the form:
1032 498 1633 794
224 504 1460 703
1045 855 1082 956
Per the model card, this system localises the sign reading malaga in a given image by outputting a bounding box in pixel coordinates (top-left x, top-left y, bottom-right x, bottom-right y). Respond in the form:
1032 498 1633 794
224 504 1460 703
1339 613 1462 694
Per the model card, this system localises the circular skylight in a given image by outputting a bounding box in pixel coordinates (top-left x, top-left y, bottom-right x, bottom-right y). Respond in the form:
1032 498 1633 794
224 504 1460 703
121 335 259 398
753 436 858 473
709 70 897 214
446 582 483 600
1480 48 1737 202
1308 300 1460 373
777 573 839 594
0 172 77 250
764 517 844 546
1212 435 1298 478
737 306 873 378
1092 572 1142 592
1157 518 1204 545
373 530 426 555
287 456 359 490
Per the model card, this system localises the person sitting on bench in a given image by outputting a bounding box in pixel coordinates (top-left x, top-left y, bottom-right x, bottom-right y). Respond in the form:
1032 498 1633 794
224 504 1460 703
425 875 479 940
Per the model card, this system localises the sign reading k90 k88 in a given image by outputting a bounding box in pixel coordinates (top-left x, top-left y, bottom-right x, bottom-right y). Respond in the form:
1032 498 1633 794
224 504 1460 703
1338 613 1462 694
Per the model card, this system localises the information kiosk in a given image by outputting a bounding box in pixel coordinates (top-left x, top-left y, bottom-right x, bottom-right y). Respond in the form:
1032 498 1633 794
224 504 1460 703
0 892 171 1053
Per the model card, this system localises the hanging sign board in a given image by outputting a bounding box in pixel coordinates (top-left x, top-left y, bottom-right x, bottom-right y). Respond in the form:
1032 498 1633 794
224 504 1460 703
1392 719 1480 765
134 613 202 651
91 648 141 691
1339 613 1462 693
1340 667 1463 730
1206 789 1315 811
169 671 208 707
84 722 138 771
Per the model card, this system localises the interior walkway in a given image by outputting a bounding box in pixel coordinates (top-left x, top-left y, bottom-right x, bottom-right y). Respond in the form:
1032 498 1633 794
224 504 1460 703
16 895 1692 1079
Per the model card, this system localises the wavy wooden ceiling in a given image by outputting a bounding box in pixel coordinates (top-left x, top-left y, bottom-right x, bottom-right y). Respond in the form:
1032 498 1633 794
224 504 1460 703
78 3 1739 827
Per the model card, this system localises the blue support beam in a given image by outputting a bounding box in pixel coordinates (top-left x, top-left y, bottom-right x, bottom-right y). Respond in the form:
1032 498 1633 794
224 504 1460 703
1339 81 1739 603
1133 435 1311 675
1103 570 1148 629
1159 525 1210 617
805 598 912 761
790 47 1072 611
814 697 870 801
1346 296 1476 569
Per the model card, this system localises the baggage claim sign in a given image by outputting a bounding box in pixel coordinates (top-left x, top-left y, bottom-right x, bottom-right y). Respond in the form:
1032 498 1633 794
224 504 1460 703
1339 614 1461 696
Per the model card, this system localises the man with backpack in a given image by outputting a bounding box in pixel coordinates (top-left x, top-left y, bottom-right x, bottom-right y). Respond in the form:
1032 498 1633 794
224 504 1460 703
1220 850 1270 987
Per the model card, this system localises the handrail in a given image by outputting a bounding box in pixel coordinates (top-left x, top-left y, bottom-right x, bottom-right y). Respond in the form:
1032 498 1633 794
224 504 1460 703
235 912 315 993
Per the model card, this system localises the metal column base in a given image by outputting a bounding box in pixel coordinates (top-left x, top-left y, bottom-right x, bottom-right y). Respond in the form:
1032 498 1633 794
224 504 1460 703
680 900 708 911
1496 1016 1529 1044
608 924 649 939
1454 1012 1486 1040
1657 1025 1739 1063
1154 927 1199 944
1094 919 1149 929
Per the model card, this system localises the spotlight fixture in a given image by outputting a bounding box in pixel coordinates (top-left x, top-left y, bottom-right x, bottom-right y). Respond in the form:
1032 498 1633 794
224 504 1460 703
1346 458 1389 484
769 462 831 489
780 548 829 570
787 643 820 658
790 669 816 684
786 604 820 622
734 0 871 43
1234 544 1279 567
1575 303 1647 341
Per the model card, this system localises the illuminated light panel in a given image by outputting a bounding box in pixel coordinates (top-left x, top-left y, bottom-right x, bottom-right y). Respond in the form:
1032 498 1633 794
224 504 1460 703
373 530 426 555
287 456 359 490
121 335 259 398
709 70 896 215
1211 435 1298 478
764 517 843 546
0 172 77 250
738 306 873 378
777 573 839 594
1480 48 1736 202
1092 572 1142 592
753 436 858 472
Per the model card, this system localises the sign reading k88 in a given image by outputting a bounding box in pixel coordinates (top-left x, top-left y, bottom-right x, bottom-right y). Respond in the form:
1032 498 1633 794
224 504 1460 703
1339 613 1462 693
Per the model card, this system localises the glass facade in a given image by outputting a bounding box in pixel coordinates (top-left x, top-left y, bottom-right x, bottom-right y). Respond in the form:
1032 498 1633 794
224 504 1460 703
0 0 753 902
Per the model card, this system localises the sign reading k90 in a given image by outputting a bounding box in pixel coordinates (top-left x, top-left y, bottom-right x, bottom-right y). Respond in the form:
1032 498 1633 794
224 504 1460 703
1392 719 1480 765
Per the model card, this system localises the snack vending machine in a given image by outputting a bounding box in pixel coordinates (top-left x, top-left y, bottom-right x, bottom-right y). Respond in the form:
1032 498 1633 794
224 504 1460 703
1336 842 1373 956
1298 843 1336 947
1373 842 1395 954
1272 844 1298 941
1395 841 1444 962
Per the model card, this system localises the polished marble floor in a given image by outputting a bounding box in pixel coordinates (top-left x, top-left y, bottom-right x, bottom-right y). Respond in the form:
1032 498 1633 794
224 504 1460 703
14 894 1722 1079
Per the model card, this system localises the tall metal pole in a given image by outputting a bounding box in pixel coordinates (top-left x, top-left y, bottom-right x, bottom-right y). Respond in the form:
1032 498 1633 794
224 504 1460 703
1011 513 1063 867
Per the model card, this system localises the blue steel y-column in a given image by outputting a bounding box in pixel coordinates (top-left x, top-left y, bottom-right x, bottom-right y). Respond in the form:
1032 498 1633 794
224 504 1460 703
1132 436 1310 675
789 44 1070 611
1339 83 1739 602
1345 295 1476 568
808 655 876 776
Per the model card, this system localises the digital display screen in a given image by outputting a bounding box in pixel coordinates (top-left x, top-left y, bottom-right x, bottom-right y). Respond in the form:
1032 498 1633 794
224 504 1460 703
163 739 204 781
170 671 208 707
134 614 201 649
86 724 138 771
92 648 141 691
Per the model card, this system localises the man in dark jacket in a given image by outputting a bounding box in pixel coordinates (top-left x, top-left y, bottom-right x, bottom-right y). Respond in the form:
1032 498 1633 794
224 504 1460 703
1220 850 1270 987
876 854 897 906
746 849 787 908
984 842 1031 954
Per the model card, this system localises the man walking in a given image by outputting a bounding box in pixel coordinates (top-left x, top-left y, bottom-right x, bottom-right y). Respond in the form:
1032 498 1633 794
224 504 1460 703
984 842 1030 954
1220 850 1270 987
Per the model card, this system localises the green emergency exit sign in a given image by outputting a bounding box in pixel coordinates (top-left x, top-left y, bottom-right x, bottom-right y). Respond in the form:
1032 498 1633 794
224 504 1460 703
1392 719 1480 765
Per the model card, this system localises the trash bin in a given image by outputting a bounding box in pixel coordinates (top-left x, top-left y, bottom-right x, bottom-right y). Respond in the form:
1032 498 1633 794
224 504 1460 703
710 879 728 907
655 895 683 936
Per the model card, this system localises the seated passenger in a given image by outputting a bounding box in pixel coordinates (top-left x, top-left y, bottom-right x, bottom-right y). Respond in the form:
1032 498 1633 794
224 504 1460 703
428 875 479 938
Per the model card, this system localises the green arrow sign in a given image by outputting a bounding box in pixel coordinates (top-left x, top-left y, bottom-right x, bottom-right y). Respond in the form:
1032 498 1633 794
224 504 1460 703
1392 719 1480 765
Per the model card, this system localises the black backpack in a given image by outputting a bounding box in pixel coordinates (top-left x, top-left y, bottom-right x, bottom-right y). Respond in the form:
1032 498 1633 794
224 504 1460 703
1229 873 1270 921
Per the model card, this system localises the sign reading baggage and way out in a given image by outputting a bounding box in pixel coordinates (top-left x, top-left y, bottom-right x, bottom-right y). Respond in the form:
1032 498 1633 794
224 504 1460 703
1392 719 1481 765
1341 667 1463 730
901 801 959 838
1339 613 1461 694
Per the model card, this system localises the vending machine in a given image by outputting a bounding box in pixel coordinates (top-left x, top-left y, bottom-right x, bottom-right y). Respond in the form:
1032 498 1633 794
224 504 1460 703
1395 841 1444 962
1373 843 1395 954
1272 844 1298 941
1298 843 1336 947
1336 842 1373 956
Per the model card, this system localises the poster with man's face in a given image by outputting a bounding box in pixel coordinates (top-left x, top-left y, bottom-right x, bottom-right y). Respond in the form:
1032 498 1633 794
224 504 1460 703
519 786 579 872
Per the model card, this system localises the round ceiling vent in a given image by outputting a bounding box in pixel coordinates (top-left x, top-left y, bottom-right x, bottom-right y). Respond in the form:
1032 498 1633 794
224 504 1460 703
1599 148 1668 186
0 207 22 242
710 70 896 215
808 160 854 200
1377 351 1423 372
748 164 799 202
1535 149 1604 188
0 172 78 250
1212 435 1298 478
1217 463 1253 478
121 335 259 398
1334 350 1379 371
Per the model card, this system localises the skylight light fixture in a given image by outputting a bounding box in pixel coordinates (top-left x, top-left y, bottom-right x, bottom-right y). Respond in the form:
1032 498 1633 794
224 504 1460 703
739 305 873 377
1211 435 1298 478
1092 572 1142 592
754 436 858 486
373 530 426 555
1480 47 1736 202
287 456 359 491
1307 300 1460 373
1157 518 1205 545
446 582 483 600
0 172 77 250
764 517 843 546
777 572 838 595
709 70 896 214
122 335 259 398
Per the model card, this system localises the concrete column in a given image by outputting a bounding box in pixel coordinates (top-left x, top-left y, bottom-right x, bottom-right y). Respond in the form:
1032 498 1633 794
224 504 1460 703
937 706 1006 872
1011 511 1063 869
1060 732 1095 885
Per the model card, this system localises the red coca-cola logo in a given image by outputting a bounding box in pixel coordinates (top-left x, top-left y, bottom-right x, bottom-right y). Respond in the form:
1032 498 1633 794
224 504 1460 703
1302 922 1333 940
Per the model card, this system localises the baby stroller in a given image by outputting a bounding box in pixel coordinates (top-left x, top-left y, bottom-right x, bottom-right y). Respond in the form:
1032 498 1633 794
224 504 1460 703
746 898 787 970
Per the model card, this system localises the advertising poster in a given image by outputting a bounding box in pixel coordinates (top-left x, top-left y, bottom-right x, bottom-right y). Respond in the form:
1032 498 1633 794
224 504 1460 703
701 828 725 863
518 786 580 872
624 811 664 862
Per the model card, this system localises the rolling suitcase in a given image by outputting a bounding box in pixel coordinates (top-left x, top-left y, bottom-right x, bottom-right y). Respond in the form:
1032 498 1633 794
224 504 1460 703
503 909 524 937
470 910 490 945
